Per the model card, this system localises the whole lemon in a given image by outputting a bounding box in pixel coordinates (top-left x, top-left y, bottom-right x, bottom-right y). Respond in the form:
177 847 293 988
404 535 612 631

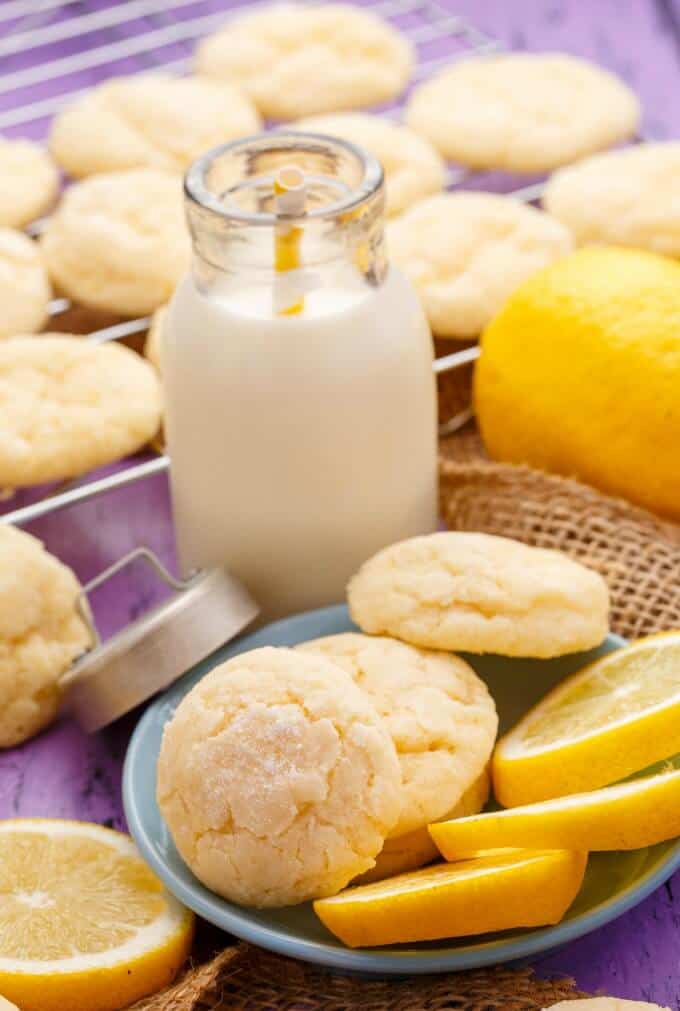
475 247 680 519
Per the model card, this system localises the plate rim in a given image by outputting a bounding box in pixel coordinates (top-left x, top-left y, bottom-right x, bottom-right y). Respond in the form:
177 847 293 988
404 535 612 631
123 604 680 975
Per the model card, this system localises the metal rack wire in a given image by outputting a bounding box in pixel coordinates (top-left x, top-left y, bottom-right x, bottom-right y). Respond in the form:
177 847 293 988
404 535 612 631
1 0 511 526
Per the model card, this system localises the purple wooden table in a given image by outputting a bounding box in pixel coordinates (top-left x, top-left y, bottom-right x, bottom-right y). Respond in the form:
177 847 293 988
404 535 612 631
1 1 679 1004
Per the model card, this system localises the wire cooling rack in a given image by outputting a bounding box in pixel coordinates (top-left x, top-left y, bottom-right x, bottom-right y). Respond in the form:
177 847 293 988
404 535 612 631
0 0 522 527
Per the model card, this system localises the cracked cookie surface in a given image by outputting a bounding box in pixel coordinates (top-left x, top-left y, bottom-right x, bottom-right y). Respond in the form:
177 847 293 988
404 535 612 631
543 142 680 257
49 73 261 178
0 335 162 486
386 193 572 339
41 168 190 316
406 52 639 172
157 646 402 908
196 3 412 119
0 524 90 748
348 532 610 658
294 113 445 217
0 229 51 339
297 633 497 837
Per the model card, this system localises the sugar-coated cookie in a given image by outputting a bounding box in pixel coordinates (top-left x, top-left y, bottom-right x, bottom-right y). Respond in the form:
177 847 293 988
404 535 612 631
348 532 610 658
157 646 402 908
0 229 51 339
0 335 162 487
297 633 497 837
41 169 189 315
294 113 445 216
544 142 680 256
0 525 90 748
386 193 572 338
0 138 59 228
406 53 640 172
196 4 413 119
49 74 261 179
144 304 166 371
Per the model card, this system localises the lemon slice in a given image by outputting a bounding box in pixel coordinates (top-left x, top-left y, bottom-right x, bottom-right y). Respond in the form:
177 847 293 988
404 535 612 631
314 849 587 948
431 766 680 859
0 819 194 1011
493 633 680 807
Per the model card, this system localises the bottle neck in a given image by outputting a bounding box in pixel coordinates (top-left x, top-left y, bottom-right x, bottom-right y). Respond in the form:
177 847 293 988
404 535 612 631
183 132 387 316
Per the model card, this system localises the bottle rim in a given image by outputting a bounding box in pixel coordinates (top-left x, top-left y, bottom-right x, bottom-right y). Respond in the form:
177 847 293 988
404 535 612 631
184 130 384 227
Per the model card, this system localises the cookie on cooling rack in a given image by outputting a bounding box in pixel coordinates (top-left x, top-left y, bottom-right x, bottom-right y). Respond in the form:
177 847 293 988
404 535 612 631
0 524 91 748
0 138 59 229
0 228 51 339
195 3 413 119
348 532 610 658
543 142 680 256
293 113 445 217
386 192 572 339
296 633 497 838
41 168 189 316
49 73 261 179
157 646 403 907
0 335 162 487
406 52 640 172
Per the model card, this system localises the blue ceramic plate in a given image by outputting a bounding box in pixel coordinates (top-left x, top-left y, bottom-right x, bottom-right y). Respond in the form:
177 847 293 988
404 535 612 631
123 605 680 974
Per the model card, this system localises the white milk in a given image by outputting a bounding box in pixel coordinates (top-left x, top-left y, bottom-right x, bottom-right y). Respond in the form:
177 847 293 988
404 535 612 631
163 133 438 620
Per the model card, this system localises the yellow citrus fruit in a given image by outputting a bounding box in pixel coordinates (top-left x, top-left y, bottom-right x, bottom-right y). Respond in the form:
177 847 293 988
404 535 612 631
356 770 490 885
0 819 194 1011
493 632 680 807
431 766 680 859
475 247 680 520
314 848 587 948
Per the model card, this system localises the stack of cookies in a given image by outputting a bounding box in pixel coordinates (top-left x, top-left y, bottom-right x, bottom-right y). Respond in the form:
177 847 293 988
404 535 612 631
157 531 610 917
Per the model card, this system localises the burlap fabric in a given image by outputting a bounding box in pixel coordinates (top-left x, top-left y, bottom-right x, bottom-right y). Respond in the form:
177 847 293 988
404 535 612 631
132 942 589 1010
440 426 680 641
135 415 680 1009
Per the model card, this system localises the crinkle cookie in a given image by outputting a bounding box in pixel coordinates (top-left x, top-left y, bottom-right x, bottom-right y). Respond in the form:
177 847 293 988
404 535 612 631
0 138 59 228
49 74 261 179
406 53 640 172
41 169 190 316
196 4 413 119
297 633 497 837
294 113 445 217
386 193 572 339
0 525 90 748
348 532 610 658
144 304 166 371
157 646 402 908
0 229 51 339
543 142 680 256
0 335 162 487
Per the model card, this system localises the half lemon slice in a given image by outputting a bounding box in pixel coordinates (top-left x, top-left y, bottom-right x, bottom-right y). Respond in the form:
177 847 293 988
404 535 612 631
493 633 680 807
314 849 587 948
431 767 680 859
0 819 193 1011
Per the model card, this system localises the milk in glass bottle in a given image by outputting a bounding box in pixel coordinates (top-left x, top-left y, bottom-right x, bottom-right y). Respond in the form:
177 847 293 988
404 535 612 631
163 132 437 619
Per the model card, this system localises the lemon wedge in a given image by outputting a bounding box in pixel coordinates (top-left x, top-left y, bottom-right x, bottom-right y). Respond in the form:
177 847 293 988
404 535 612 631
431 767 680 859
0 819 194 1011
493 633 680 806
314 849 587 948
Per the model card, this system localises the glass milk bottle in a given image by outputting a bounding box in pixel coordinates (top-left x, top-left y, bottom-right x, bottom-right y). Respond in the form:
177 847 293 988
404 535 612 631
163 132 437 620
